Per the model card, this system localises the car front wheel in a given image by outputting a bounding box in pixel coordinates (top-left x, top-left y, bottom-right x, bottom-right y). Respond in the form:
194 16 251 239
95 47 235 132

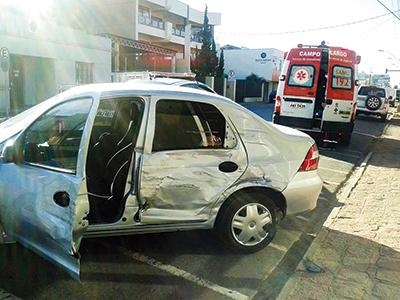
215 193 277 253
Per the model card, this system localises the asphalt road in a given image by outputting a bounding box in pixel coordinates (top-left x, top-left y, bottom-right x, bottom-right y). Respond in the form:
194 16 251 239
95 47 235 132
0 104 388 300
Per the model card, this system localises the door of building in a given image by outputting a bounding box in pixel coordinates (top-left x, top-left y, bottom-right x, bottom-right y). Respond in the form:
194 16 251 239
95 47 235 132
9 55 24 115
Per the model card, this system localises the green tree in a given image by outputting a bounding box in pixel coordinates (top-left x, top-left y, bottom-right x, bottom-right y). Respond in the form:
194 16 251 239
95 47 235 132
191 5 219 77
245 73 266 97
216 49 225 78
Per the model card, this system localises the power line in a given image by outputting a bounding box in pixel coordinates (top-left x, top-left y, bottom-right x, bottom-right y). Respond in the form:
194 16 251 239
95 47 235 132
217 9 400 36
376 0 400 22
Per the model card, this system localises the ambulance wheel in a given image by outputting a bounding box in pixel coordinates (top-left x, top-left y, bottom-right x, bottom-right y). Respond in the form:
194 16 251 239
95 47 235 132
341 133 352 146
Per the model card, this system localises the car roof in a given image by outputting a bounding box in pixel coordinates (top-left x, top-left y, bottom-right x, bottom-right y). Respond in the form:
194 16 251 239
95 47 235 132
128 78 196 86
60 81 228 104
150 78 191 85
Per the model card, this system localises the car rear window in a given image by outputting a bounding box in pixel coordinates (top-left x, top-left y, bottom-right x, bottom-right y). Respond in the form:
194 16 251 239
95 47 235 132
358 87 386 97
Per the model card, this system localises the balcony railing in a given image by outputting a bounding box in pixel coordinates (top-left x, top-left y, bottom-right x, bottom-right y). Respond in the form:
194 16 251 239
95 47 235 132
139 15 165 30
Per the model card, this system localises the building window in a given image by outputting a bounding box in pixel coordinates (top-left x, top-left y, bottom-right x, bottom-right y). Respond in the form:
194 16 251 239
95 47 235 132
151 17 164 29
173 25 185 37
139 6 151 25
138 6 164 29
76 62 94 85
191 27 202 43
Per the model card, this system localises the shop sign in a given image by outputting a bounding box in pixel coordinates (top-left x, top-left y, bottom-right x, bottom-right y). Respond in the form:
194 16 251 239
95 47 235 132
0 47 10 72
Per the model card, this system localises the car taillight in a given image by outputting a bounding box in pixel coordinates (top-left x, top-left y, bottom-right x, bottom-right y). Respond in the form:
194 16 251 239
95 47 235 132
298 144 319 172
275 96 281 113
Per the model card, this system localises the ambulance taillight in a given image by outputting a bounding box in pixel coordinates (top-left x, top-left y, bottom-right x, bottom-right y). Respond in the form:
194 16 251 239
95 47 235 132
275 96 282 113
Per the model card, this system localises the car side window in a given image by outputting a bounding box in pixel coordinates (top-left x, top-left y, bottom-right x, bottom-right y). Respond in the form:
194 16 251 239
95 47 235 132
153 100 236 152
23 98 93 172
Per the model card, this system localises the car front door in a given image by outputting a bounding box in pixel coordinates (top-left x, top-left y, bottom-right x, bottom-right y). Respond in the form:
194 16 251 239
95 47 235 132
0 96 97 279
139 98 247 224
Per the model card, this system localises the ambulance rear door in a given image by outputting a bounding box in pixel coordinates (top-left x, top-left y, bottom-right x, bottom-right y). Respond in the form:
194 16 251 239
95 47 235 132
322 48 356 126
280 48 322 123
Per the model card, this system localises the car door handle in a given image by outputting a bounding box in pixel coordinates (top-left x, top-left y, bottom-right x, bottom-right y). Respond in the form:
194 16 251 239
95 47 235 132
219 161 239 173
53 191 70 207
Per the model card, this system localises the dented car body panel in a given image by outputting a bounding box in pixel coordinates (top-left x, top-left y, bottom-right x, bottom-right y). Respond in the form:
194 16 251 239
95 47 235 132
0 82 322 278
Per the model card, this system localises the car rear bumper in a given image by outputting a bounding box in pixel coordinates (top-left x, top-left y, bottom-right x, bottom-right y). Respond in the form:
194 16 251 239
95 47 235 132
283 170 323 215
356 107 388 116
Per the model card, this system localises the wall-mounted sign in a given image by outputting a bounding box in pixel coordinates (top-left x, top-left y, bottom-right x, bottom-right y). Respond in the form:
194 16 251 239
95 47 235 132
255 52 271 64
0 47 10 72
0 47 9 59
228 69 236 80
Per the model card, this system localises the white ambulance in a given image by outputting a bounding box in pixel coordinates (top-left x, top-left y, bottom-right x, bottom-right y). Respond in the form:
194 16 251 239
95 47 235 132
273 44 361 145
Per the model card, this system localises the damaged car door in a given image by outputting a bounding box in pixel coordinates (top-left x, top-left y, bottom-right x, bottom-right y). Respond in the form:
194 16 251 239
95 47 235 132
0 97 95 279
139 98 248 223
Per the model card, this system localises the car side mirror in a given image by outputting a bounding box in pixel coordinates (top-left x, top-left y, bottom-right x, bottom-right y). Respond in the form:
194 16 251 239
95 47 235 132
355 80 360 87
388 96 393 100
279 75 286 81
2 143 17 164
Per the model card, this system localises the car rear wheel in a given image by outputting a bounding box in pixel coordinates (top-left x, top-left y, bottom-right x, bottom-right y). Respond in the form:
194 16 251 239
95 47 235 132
365 96 382 111
215 193 277 253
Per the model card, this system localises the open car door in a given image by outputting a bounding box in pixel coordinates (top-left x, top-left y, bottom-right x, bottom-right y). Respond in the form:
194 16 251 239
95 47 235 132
0 96 97 280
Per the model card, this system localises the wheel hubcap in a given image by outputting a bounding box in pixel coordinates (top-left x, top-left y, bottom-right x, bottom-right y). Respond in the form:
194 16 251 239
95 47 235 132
231 203 273 247
368 97 380 109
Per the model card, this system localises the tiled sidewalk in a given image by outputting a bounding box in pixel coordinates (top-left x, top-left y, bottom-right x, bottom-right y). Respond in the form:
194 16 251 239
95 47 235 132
278 115 400 299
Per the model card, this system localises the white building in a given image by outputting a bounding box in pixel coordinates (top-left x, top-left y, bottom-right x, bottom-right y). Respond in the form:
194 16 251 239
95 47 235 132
223 48 284 101
54 0 221 74
0 5 112 116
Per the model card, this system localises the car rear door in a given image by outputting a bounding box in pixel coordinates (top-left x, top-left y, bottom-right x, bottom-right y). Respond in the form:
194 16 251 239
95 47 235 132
280 48 322 120
0 96 98 279
138 97 247 223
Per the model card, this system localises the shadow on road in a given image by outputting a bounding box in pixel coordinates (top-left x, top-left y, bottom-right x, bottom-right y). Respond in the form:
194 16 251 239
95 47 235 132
256 227 400 299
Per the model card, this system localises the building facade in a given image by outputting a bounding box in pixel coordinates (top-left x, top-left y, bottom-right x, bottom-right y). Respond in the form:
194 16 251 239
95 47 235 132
54 0 221 75
0 5 112 117
223 48 284 101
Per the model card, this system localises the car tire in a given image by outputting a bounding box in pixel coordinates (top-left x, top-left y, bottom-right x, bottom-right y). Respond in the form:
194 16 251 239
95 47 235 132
365 96 382 111
215 192 277 253
379 114 387 122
